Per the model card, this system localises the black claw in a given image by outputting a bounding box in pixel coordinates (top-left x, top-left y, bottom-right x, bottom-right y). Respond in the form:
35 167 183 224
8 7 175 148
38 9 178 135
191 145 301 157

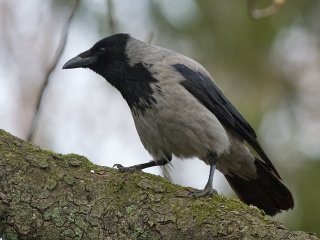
113 164 140 172
188 188 217 198
113 163 124 169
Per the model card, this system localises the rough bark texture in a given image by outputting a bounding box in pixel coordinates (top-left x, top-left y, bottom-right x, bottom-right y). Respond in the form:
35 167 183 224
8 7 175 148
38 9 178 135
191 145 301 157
0 129 318 240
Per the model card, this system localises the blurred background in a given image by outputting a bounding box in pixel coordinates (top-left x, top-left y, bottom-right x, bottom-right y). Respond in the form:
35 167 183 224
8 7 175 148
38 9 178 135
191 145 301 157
0 0 319 235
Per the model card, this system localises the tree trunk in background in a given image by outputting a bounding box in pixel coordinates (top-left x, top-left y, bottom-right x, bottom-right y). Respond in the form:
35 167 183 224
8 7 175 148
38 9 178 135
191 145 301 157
0 129 318 240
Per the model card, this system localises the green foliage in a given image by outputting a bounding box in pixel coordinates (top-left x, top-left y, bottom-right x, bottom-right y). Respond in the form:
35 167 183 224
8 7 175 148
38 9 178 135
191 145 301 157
287 160 320 235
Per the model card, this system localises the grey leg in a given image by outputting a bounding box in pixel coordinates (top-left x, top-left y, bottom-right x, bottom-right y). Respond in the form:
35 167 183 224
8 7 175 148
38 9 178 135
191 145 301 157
114 155 172 172
189 151 218 197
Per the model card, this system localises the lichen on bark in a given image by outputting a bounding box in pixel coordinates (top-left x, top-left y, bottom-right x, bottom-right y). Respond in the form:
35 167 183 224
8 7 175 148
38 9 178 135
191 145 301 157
0 129 318 240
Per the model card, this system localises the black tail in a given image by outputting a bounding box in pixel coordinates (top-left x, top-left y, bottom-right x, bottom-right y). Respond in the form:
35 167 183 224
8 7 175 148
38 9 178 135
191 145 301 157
225 159 294 216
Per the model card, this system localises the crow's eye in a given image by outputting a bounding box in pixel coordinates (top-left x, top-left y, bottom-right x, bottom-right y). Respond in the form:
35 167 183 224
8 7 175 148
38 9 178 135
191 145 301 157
98 47 105 52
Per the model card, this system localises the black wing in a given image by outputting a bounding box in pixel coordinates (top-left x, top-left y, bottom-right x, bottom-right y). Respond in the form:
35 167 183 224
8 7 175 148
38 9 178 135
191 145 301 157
173 63 280 178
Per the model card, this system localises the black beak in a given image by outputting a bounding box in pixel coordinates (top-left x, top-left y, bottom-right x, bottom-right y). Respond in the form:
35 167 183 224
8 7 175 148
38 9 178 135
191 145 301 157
62 50 97 69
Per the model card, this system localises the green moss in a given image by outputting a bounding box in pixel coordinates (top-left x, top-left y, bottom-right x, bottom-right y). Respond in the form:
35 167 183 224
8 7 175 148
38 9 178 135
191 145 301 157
130 171 181 193
132 227 149 240
2 226 18 240
25 154 49 169
126 206 134 215
64 153 95 169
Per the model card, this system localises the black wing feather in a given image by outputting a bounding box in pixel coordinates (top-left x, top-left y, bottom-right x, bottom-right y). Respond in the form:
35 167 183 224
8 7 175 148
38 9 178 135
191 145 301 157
173 64 280 178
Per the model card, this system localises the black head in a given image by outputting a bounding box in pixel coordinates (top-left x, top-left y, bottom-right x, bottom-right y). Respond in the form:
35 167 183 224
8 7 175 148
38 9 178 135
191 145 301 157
63 33 159 114
62 33 130 78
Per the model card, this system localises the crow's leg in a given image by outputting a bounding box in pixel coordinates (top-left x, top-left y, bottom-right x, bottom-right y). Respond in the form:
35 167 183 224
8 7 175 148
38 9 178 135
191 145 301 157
114 155 172 172
189 151 218 197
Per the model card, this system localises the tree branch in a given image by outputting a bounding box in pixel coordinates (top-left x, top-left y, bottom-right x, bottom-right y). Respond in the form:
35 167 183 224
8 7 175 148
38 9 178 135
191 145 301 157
107 0 117 34
0 129 318 240
27 0 80 142
247 0 286 20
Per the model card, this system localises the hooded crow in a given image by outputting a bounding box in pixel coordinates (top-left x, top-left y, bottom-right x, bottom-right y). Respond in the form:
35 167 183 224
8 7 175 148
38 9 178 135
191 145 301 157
63 33 294 215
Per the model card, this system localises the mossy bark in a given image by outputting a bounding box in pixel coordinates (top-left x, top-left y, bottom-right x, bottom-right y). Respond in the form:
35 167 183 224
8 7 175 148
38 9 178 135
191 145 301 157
0 129 318 240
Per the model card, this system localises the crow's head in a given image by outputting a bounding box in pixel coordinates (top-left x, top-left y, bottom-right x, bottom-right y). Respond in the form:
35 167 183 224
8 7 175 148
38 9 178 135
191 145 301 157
62 33 159 112
63 33 130 78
